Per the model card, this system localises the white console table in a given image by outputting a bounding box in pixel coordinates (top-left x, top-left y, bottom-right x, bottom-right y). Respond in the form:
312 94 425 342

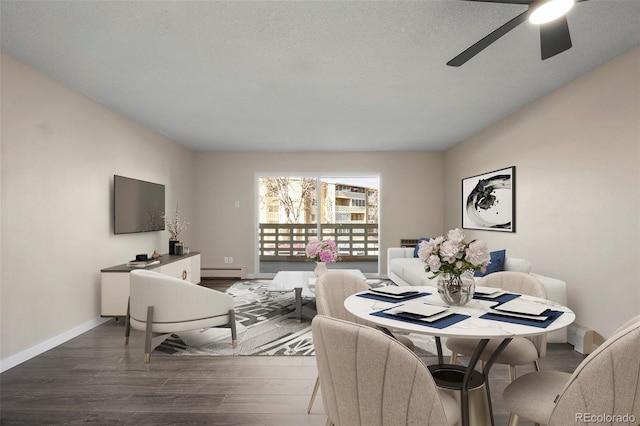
100 252 201 317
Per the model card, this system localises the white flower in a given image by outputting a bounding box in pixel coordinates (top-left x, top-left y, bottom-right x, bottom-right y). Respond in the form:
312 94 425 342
417 240 436 261
439 240 460 260
163 202 189 239
466 240 491 265
427 255 441 272
447 228 466 243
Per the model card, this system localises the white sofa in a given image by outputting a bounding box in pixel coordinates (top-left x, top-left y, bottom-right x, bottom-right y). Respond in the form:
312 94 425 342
387 247 568 343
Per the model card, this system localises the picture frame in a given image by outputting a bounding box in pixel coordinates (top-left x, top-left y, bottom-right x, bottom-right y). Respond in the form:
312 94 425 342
462 166 515 232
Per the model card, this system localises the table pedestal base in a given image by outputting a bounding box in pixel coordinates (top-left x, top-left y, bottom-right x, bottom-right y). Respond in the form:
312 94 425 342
429 364 491 426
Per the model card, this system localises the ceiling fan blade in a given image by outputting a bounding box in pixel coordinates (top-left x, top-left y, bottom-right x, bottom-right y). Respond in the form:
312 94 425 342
447 10 529 67
539 15 572 59
462 0 532 4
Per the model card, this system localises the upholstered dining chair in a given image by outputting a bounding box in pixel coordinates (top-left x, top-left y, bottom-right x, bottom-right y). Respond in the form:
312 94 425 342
307 271 415 413
446 271 547 382
124 269 237 362
314 271 415 347
502 315 640 426
312 315 460 426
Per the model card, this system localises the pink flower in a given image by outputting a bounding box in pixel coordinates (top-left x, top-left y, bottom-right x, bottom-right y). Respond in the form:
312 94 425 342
319 250 335 262
306 237 338 263
305 238 321 258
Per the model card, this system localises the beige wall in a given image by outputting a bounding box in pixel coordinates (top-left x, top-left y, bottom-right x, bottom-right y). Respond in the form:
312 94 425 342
192 151 444 275
444 46 640 338
1 55 196 363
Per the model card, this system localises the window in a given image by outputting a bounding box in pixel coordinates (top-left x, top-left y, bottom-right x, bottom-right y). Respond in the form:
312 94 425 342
257 175 380 274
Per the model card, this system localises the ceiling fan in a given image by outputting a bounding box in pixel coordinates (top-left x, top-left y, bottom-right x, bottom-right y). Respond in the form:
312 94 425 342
447 0 586 67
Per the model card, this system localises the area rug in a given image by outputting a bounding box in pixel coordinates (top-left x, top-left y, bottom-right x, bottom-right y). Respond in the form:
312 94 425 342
153 279 441 357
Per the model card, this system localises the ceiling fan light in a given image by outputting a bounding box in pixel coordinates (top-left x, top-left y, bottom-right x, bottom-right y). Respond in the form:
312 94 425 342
529 0 575 25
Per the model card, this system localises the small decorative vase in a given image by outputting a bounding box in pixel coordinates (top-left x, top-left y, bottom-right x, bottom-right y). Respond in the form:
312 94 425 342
314 262 328 276
169 239 179 255
437 270 475 306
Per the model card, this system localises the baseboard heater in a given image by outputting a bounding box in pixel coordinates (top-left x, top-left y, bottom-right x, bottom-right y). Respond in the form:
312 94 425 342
201 267 246 279
567 323 598 354
400 239 419 248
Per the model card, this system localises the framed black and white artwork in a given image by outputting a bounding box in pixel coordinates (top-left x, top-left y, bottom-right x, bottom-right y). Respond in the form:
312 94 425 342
462 166 515 232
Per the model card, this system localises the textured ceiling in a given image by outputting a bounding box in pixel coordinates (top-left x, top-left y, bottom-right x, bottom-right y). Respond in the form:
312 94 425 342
1 0 639 152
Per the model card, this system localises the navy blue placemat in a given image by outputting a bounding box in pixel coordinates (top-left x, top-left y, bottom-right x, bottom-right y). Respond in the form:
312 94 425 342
371 306 470 329
480 309 564 328
473 292 521 304
357 292 430 304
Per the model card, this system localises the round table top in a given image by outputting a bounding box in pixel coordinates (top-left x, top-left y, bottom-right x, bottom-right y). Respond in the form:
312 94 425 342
344 286 575 339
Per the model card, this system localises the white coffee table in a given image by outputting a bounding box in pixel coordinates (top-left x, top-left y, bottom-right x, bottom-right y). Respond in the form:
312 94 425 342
269 269 366 322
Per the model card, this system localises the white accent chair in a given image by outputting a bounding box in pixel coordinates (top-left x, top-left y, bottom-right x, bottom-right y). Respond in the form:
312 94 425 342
312 315 460 426
124 269 237 362
502 315 640 425
446 271 547 382
307 271 414 413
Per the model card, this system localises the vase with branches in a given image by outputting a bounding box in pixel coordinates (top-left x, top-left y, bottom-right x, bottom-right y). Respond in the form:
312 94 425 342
163 202 190 254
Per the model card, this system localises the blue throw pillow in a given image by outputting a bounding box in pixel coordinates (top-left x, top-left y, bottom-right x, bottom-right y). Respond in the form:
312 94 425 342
413 237 431 258
474 249 506 277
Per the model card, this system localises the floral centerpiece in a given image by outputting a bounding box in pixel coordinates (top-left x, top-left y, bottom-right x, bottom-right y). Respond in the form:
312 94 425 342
305 237 338 275
417 228 491 305
305 237 338 263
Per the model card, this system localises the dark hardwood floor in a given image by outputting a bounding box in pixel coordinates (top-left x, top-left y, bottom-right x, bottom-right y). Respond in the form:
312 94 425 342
1 279 586 425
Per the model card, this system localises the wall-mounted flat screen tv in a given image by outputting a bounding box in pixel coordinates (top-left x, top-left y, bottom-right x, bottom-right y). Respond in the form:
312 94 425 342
114 175 165 234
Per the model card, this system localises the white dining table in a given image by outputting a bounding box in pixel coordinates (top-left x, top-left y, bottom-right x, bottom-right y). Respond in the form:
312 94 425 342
344 286 575 426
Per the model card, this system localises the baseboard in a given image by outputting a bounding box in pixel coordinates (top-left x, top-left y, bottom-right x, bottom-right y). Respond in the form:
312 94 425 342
0 317 110 373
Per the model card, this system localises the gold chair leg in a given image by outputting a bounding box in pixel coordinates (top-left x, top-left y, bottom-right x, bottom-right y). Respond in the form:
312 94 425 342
509 365 516 382
534 359 541 371
450 352 458 364
508 413 519 426
144 306 154 363
229 309 238 349
307 375 320 414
